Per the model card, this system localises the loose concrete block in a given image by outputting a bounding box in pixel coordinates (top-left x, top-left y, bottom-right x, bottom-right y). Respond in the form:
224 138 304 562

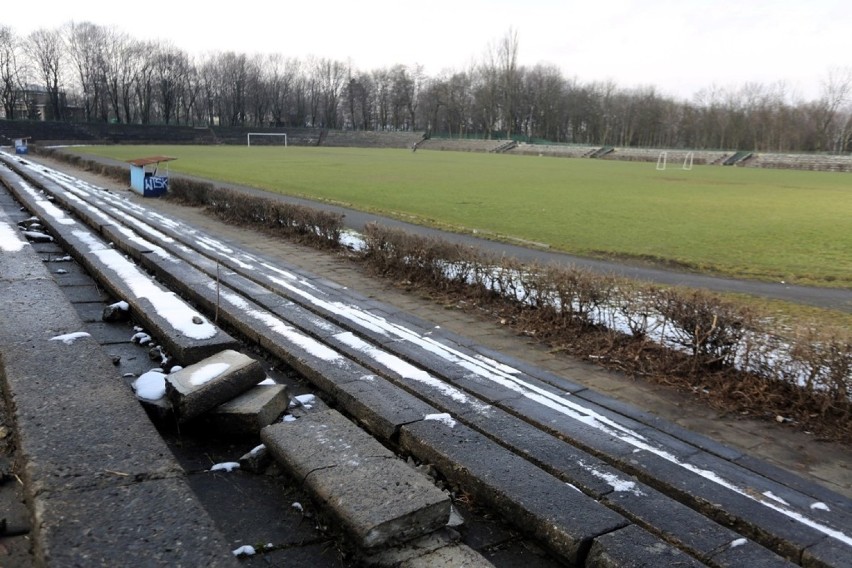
399 419 628 565
166 349 265 422
587 524 707 567
209 383 290 434
262 410 450 549
34 478 237 567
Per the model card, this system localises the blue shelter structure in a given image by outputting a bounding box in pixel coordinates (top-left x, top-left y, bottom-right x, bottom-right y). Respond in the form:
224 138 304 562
127 155 176 197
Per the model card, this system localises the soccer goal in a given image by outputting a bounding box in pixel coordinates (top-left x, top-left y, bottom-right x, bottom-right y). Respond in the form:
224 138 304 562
247 132 287 147
656 151 695 171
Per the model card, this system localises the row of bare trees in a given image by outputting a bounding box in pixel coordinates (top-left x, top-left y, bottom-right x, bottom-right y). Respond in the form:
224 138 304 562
2 23 851 152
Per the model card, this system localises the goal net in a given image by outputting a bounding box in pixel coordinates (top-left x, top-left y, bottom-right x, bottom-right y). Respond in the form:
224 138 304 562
247 133 288 147
656 151 695 171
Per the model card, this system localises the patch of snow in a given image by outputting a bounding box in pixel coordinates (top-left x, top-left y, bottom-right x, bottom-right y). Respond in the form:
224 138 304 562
258 377 276 385
335 331 489 411
55 268 68 274
211 462 240 472
211 286 342 362
811 502 831 511
582 463 644 496
282 415 297 422
131 332 152 345
730 538 747 548
292 502 303 513
0 222 26 251
21 230 53 242
70 229 217 340
108 300 129 311
292 394 316 408
762 491 790 506
169 365 183 374
133 371 167 401
339 230 366 251
188 362 230 386
424 413 457 428
49 331 91 345
249 444 265 457
232 545 255 557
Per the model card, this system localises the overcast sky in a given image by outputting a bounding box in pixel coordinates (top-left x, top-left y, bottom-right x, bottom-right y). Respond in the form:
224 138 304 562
4 0 849 101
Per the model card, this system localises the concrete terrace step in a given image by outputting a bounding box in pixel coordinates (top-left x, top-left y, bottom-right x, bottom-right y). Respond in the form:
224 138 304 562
0 203 237 566
262 409 451 549
0 155 239 365
2 153 850 567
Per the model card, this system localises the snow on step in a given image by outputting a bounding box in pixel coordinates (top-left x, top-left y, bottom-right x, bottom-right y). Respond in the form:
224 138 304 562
261 409 450 549
166 350 265 422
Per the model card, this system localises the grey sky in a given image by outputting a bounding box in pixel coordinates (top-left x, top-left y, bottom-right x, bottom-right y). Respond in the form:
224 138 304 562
4 0 849 101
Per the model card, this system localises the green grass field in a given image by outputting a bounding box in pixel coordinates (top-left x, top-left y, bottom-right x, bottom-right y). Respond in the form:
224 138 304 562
75 145 852 287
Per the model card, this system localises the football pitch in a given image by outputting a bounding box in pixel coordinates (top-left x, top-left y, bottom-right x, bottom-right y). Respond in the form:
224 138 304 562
75 145 852 287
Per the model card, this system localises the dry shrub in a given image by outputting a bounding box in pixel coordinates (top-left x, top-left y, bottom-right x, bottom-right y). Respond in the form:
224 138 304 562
652 288 753 373
359 221 851 439
204 187 342 248
168 178 213 206
362 223 486 292
787 327 852 414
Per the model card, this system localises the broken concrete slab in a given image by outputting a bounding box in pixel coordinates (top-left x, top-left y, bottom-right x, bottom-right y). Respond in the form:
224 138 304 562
208 383 290 434
361 528 495 568
165 349 265 422
261 409 450 549
587 524 707 567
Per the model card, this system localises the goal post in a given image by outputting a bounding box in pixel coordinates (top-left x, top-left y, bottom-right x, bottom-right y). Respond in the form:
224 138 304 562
682 151 694 171
247 132 287 147
656 151 667 171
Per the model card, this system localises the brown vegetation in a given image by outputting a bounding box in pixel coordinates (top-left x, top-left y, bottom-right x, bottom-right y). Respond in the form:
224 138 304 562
361 224 851 441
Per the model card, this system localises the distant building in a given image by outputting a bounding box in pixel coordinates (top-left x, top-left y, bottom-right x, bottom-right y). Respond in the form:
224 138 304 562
1 85 80 121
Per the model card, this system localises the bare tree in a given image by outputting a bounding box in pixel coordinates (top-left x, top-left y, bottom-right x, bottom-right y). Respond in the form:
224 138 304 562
151 43 190 125
26 28 65 120
815 67 852 152
101 29 143 123
66 22 110 121
0 26 24 119
267 54 300 127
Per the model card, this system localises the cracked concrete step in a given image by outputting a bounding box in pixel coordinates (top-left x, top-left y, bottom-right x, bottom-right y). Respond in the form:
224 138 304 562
165 349 265 422
261 409 451 550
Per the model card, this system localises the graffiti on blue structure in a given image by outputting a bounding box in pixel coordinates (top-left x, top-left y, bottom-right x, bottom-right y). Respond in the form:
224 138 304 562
144 176 168 191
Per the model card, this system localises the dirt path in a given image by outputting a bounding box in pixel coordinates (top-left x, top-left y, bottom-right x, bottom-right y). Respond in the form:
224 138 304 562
24 153 852 499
